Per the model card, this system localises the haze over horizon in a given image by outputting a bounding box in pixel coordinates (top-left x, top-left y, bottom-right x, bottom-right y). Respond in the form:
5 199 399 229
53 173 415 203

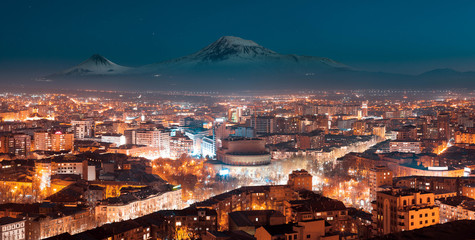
2 0 475 82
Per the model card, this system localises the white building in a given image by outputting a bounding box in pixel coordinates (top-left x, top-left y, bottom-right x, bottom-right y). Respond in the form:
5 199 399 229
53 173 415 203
46 160 96 181
101 134 126 147
71 120 95 139
95 188 182 224
125 129 170 158
0 217 25 240
389 141 421 154
201 136 215 159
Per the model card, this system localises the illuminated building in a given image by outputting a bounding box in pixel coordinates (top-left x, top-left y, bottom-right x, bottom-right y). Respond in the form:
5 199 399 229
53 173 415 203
71 120 95 140
184 128 210 156
0 217 25 240
395 125 418 141
437 113 451 141
389 164 465 178
201 135 216 159
228 107 243 123
8 134 31 157
361 100 368 117
51 159 96 181
250 116 275 135
369 166 393 201
124 128 170 157
0 110 29 122
233 126 255 138
372 125 386 139
288 169 313 191
462 184 475 199
316 104 359 116
169 133 193 158
0 134 31 158
295 130 324 150
0 135 7 153
100 134 126 147
337 119 356 131
0 203 95 240
133 129 160 147
33 131 74 152
394 176 475 194
437 196 475 222
389 141 421 154
158 208 217 239
455 130 475 145
422 123 440 140
372 189 439 235
95 121 128 135
216 137 271 166
352 121 366 136
30 207 95 239
193 185 297 230
107 144 159 158
95 187 182 224
25 106 54 121
284 192 350 232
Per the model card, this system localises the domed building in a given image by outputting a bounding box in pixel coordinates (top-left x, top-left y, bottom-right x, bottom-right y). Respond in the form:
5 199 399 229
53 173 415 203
216 137 271 166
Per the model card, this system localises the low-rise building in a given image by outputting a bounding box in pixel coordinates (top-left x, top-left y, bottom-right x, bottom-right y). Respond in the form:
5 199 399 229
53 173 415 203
437 196 475 223
389 141 421 154
0 217 25 240
288 169 313 191
95 187 182 224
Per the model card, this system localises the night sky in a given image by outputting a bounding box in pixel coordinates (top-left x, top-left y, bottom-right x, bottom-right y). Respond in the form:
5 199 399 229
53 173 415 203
1 0 475 78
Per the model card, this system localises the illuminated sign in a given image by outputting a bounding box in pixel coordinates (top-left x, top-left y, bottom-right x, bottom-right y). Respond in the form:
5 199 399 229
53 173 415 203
428 166 448 171
219 168 230 176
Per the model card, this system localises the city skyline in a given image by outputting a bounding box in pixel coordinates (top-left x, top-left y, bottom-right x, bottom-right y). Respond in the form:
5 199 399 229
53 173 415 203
1 1 475 240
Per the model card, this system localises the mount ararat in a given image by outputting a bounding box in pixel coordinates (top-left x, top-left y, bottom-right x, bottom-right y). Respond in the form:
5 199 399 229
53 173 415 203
45 36 475 90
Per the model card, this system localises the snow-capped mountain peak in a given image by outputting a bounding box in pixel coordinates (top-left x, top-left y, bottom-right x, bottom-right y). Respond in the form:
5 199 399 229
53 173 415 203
188 36 278 62
84 54 115 66
214 36 261 47
53 54 131 76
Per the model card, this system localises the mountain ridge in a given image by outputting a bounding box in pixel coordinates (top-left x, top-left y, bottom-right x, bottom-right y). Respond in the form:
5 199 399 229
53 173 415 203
44 36 475 90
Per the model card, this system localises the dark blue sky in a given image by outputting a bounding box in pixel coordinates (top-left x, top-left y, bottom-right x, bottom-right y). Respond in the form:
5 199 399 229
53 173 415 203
1 0 475 75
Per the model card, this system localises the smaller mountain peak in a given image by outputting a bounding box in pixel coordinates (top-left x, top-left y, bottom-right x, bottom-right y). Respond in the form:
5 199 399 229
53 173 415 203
88 54 108 61
85 54 112 66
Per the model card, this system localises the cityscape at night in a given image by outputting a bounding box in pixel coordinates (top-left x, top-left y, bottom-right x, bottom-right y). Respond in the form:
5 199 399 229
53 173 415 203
1 1 475 240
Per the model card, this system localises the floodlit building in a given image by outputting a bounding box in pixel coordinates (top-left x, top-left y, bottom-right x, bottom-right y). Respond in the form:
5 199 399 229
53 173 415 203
0 217 26 240
71 120 95 140
288 169 313 191
437 196 475 223
372 189 439 235
34 131 74 152
216 137 271 166
369 166 393 201
389 141 422 154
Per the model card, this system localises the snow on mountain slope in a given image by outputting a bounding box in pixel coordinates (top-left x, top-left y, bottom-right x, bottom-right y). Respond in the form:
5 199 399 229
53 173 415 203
139 36 351 73
47 36 353 82
53 54 131 76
